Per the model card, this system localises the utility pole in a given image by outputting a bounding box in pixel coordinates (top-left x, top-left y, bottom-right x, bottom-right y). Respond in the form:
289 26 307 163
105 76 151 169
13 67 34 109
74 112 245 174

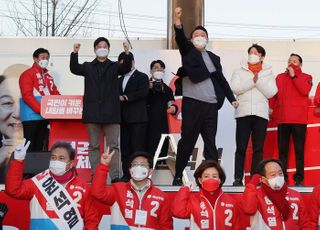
167 0 204 49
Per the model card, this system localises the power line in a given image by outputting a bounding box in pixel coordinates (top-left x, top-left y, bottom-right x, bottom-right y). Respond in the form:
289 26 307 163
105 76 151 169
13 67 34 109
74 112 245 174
0 11 166 32
2 0 320 39
0 14 165 36
1 0 166 22
205 21 320 32
118 0 132 48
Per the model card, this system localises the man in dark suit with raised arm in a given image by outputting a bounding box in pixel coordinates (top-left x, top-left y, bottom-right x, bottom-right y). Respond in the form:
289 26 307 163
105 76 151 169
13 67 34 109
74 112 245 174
172 7 239 186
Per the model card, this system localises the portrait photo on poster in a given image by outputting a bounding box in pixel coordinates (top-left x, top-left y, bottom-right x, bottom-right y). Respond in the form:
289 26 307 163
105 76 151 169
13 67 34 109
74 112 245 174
0 64 27 183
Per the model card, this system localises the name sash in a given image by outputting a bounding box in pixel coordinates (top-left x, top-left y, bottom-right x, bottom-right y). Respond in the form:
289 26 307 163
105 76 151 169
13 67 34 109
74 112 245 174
32 170 84 229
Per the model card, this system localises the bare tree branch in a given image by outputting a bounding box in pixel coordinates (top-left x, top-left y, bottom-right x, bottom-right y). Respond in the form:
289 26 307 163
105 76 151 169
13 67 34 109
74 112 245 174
7 0 100 37
54 0 78 34
60 0 90 36
8 2 34 36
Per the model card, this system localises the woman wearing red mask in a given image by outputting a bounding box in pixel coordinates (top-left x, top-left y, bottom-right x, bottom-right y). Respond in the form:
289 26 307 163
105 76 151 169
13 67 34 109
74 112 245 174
172 160 242 229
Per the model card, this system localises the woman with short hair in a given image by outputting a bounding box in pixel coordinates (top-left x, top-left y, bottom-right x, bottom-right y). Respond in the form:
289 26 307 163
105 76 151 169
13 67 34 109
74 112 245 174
172 160 241 229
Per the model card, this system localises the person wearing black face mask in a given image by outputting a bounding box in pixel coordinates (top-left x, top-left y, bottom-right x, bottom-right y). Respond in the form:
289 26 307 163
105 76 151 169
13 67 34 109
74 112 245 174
118 49 150 182
146 60 177 159
172 160 241 229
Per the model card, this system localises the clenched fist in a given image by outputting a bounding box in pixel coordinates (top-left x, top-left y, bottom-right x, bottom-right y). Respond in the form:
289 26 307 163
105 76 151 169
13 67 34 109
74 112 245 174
73 43 81 53
175 7 182 19
123 41 130 54
174 7 182 26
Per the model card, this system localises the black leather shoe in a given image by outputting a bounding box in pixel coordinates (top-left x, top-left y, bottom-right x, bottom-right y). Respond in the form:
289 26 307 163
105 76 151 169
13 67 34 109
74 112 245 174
172 176 183 186
232 179 243 186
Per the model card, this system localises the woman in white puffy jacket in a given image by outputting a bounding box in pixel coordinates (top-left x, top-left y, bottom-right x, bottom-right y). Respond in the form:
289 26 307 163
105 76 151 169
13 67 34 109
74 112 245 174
230 44 277 186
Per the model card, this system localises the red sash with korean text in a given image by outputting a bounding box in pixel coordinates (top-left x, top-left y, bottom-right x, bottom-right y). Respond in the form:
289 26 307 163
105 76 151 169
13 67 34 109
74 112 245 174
32 170 84 230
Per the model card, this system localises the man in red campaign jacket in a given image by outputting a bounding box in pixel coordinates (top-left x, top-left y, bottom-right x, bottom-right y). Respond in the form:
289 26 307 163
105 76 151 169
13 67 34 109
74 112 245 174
241 158 309 230
19 48 60 151
172 160 241 230
5 140 99 229
269 53 312 186
310 185 320 229
91 150 172 230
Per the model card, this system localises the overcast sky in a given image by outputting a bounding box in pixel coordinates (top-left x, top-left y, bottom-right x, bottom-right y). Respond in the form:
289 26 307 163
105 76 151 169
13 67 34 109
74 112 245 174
1 0 320 40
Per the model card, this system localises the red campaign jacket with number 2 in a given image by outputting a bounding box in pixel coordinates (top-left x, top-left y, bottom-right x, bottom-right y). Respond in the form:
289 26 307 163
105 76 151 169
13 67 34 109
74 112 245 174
19 63 60 113
310 185 320 229
241 184 309 230
5 160 99 229
91 164 173 230
269 71 312 124
172 186 241 230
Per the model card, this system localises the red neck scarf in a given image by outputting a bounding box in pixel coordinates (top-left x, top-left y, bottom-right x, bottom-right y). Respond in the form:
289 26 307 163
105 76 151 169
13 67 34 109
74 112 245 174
261 183 291 221
50 169 76 184
200 187 222 209
288 64 302 76
248 63 262 75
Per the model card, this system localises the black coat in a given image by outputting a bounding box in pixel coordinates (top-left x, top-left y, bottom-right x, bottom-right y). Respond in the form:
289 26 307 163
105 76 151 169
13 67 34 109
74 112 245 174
69 52 132 124
174 25 236 109
146 81 175 154
119 70 149 123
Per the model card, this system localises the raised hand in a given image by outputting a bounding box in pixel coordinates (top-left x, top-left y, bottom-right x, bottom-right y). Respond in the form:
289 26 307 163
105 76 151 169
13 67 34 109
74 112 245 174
175 7 182 19
123 41 130 54
14 138 31 161
167 105 176 114
174 7 182 26
100 147 115 166
286 66 295 78
250 173 262 187
185 182 196 191
73 43 81 53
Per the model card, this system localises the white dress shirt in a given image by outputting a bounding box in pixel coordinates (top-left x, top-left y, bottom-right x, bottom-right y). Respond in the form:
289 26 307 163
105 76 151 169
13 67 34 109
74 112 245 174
122 68 136 91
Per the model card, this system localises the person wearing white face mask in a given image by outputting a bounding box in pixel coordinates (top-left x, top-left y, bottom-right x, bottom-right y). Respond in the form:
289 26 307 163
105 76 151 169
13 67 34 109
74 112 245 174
5 140 99 229
241 158 309 229
70 38 133 183
172 7 238 186
146 60 177 159
19 48 60 152
172 160 241 229
91 149 173 229
230 44 277 186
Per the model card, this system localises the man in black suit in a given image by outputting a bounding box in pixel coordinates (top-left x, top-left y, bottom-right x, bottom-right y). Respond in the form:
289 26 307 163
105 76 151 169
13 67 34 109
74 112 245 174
118 50 149 181
172 7 239 186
